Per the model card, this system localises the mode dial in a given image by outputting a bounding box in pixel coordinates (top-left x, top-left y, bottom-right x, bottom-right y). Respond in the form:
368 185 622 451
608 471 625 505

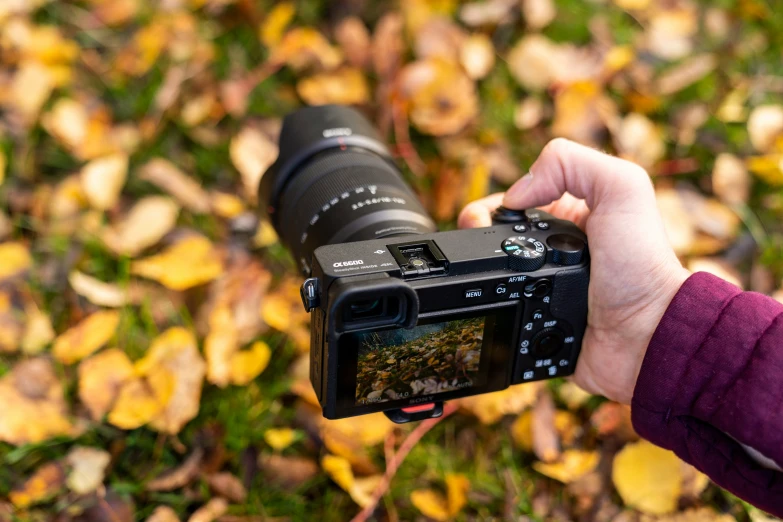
502 236 546 271
547 234 586 266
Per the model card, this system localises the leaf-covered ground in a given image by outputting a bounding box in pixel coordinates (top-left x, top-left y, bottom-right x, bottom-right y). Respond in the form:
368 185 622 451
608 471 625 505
0 0 782 521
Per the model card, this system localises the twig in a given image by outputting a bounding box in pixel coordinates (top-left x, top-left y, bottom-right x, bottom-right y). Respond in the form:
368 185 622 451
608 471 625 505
350 402 459 522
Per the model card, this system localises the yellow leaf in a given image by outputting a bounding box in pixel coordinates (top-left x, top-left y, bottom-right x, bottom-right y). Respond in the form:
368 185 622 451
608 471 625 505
229 125 278 203
264 427 297 451
647 507 737 522
205 305 237 388
271 27 343 71
445 473 470 515
613 0 650 9
230 340 271 386
533 449 599 483
9 462 64 508
296 67 370 106
253 219 279 248
189 498 228 522
746 154 783 186
41 99 89 156
465 157 490 204
459 33 495 80
321 454 382 508
410 489 450 521
80 153 128 210
69 271 128 308
552 80 618 147
137 327 207 434
0 242 32 281
65 446 111 494
557 381 592 410
322 412 395 446
8 62 54 123
52 310 120 364
458 382 542 424
107 371 175 430
0 150 5 186
612 440 682 514
131 236 223 290
747 104 783 153
0 358 76 445
211 192 246 219
0 291 21 353
603 45 635 74
78 348 135 421
146 506 180 522
21 301 54 354
139 158 211 213
260 2 296 47
102 196 180 256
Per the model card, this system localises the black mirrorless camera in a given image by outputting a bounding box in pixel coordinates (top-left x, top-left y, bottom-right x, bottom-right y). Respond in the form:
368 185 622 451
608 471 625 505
260 106 589 423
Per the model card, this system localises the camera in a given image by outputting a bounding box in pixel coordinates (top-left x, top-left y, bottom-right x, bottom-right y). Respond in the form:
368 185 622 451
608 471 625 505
260 105 589 423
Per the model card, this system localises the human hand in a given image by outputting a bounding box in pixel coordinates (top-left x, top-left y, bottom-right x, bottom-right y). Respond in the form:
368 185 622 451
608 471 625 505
458 139 690 404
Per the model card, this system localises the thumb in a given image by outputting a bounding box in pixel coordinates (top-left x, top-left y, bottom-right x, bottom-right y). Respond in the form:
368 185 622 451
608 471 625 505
503 138 657 215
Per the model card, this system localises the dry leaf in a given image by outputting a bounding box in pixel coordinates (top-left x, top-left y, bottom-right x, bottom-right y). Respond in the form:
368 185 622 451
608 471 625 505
264 428 297 451
512 409 581 451
656 188 697 256
334 17 370 69
80 154 128 211
641 507 736 522
108 371 175 430
712 153 750 205
230 340 271 386
7 62 54 124
0 150 6 187
615 113 664 170
259 454 319 488
747 105 783 153
131 236 223 290
146 506 180 522
644 7 698 60
680 462 710 501
0 242 32 281
414 18 465 61
205 305 238 388
139 159 211 213
0 358 75 445
0 291 24 353
230 125 278 203
372 13 405 79
271 27 343 72
459 33 495 80
746 153 783 186
188 498 228 522
590 402 638 441
21 301 55 354
146 448 203 491
522 0 556 30
103 196 180 256
688 258 742 288
656 54 717 96
321 454 382 508
260 279 310 351
9 462 65 508
532 390 560 463
205 472 247 503
459 0 516 26
69 271 128 307
613 0 649 9
296 67 370 106
79 348 135 421
514 97 545 130
321 412 395 447
65 446 111 494
210 192 245 219
260 2 295 48
557 381 592 410
53 310 120 364
459 381 542 424
552 81 619 147
533 449 599 484
612 440 682 515
410 474 470 521
138 327 207 434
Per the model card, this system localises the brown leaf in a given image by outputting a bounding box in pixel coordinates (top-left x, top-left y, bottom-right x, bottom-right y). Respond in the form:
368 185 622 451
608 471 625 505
507 36 602 92
432 166 463 221
10 462 65 508
102 196 180 257
533 450 599 484
271 27 343 72
205 472 247 503
590 402 638 442
459 33 495 80
258 454 319 489
712 153 751 206
146 506 180 522
655 54 717 96
78 348 135 421
615 113 665 170
230 125 279 204
656 188 697 256
747 105 783 153
334 17 370 69
146 448 204 492
414 18 466 61
522 0 556 30
78 490 135 522
687 258 742 289
296 67 370 106
643 6 698 60
65 446 111 494
459 0 517 27
552 81 619 147
532 389 560 463
188 498 228 522
640 507 735 522
139 159 211 213
69 271 128 308
371 13 405 80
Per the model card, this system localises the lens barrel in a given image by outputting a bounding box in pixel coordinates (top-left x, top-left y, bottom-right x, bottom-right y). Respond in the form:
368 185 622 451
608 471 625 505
260 106 437 274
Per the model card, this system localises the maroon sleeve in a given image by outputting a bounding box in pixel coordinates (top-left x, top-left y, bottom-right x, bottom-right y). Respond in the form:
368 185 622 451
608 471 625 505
631 272 783 516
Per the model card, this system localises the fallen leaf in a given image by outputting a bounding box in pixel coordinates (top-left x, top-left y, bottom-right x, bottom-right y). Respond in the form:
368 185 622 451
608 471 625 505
321 454 382 508
230 125 279 203
656 188 697 256
52 310 120 364
259 279 310 351
103 196 180 257
80 153 128 211
514 97 545 130
459 381 542 424
139 159 211 213
76 489 136 522
552 80 619 147
131 236 224 290
643 7 698 60
459 0 516 26
264 428 297 451
79 348 135 421
205 472 247 503
410 473 470 521
590 402 638 441
259 2 295 48
746 153 783 186
0 150 6 186
334 17 370 69
459 33 495 80
65 446 111 494
146 448 203 491
612 440 682 515
9 462 65 508
321 412 395 447
557 381 592 410
137 327 207 434
615 113 665 170
0 358 76 445
259 454 319 488
7 62 54 124
656 54 717 96
69 271 128 307
0 291 23 353
205 305 238 388
712 153 751 205
414 18 465 61
271 27 343 72
146 506 180 522
512 409 582 451
680 462 710 501
687 258 742 288
641 507 736 522
372 12 405 79
678 187 740 241
0 242 32 281
532 389 560 463
613 0 649 9
296 67 370 106
188 498 228 522
747 105 783 153
533 449 599 484
107 371 175 430
21 301 55 354
210 192 246 219
230 340 271 386
522 0 556 30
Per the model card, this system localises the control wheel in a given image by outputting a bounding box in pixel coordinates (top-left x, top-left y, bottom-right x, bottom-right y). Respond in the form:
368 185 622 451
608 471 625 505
547 234 586 266
530 328 565 358
502 236 546 271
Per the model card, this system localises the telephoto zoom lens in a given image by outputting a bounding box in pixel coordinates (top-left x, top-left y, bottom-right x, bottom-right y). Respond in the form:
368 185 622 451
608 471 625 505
259 105 437 274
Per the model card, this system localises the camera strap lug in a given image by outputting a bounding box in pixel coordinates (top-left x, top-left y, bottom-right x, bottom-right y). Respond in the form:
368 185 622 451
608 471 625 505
300 277 320 312
383 402 444 424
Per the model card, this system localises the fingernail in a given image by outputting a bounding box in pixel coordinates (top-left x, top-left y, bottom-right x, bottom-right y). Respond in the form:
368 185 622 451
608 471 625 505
505 172 534 204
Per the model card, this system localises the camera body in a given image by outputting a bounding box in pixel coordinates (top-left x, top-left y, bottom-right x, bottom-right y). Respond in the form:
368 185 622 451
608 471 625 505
261 105 589 422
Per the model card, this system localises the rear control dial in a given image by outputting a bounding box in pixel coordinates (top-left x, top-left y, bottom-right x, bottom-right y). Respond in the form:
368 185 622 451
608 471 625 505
547 233 586 266
502 236 546 271
530 328 565 358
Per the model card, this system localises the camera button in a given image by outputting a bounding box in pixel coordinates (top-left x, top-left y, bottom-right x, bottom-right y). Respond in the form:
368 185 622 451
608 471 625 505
532 309 544 322
464 288 483 299
513 224 527 233
494 283 508 296
536 221 550 230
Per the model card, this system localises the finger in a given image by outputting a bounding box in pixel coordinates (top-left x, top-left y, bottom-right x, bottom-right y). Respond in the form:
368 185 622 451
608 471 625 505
503 138 657 215
457 192 505 228
541 193 590 231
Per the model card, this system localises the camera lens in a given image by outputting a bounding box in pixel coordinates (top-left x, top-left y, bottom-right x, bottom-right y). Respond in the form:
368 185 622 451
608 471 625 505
259 105 437 274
